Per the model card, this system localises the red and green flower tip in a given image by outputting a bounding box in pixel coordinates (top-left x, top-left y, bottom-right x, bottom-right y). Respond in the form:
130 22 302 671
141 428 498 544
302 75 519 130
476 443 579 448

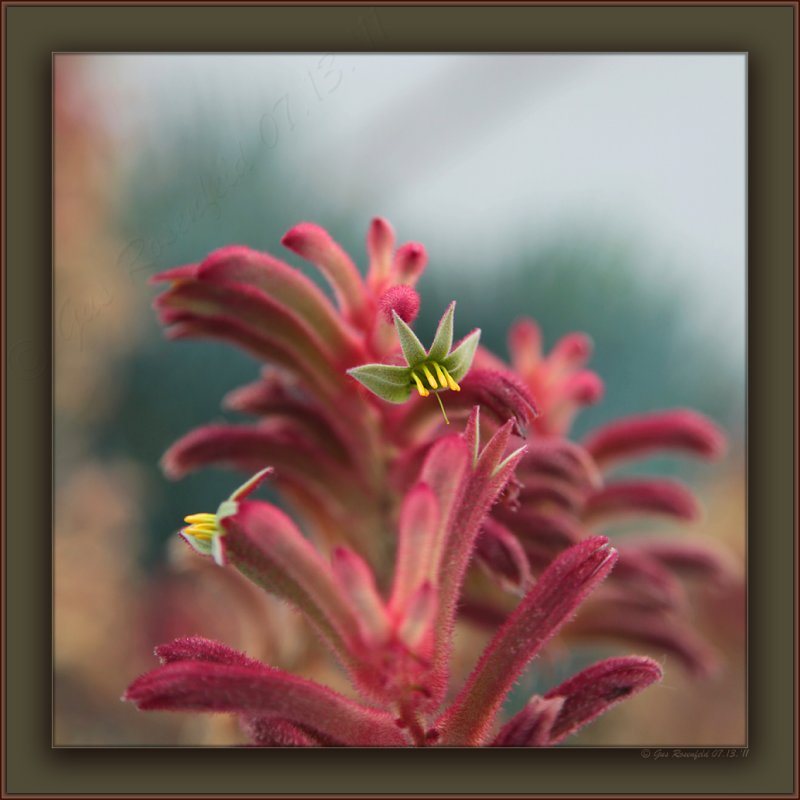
346 301 480 425
180 467 273 566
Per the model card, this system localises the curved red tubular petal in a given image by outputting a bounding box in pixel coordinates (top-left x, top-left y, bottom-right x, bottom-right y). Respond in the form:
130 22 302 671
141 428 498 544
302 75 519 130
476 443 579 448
438 536 617 745
543 656 663 744
583 409 727 470
125 660 406 746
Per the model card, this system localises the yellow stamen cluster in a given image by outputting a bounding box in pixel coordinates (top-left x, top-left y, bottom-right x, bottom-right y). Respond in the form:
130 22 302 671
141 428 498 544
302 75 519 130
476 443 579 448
182 512 218 543
409 361 461 398
409 361 461 425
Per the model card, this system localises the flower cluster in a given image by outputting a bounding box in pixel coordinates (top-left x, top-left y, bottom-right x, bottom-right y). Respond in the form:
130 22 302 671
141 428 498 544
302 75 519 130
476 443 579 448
125 219 732 745
471 320 732 676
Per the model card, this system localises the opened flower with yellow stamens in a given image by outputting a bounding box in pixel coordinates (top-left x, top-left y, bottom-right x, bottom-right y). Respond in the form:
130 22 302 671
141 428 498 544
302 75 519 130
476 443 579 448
347 302 480 424
180 467 273 566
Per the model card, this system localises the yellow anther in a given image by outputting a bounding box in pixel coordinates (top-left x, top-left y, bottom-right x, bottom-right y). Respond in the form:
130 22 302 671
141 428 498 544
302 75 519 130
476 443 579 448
184 513 216 524
187 523 217 534
183 511 220 543
442 366 461 392
433 362 447 386
411 370 430 397
421 364 438 389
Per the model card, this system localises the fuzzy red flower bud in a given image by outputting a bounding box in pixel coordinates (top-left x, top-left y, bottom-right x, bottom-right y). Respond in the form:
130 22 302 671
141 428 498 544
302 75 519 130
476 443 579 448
378 285 420 325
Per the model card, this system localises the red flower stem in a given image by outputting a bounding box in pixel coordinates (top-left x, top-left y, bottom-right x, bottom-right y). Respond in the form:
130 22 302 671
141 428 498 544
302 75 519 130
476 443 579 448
397 704 428 747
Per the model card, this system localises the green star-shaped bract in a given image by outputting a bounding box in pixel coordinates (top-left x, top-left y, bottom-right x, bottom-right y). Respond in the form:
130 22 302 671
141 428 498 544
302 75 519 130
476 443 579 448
347 302 481 403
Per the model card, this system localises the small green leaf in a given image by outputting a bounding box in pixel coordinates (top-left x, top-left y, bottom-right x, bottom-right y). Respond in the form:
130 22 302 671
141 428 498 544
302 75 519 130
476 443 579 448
211 533 226 566
427 301 455 363
443 328 481 382
348 362 410 386
393 312 428 365
217 499 239 521
180 531 214 558
347 363 412 403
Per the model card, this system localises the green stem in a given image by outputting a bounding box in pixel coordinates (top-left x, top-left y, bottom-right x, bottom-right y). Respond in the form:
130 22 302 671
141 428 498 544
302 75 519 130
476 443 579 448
435 392 450 425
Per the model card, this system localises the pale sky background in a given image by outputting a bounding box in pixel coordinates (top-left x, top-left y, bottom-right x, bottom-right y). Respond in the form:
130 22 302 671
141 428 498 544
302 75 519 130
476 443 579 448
84 53 746 366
